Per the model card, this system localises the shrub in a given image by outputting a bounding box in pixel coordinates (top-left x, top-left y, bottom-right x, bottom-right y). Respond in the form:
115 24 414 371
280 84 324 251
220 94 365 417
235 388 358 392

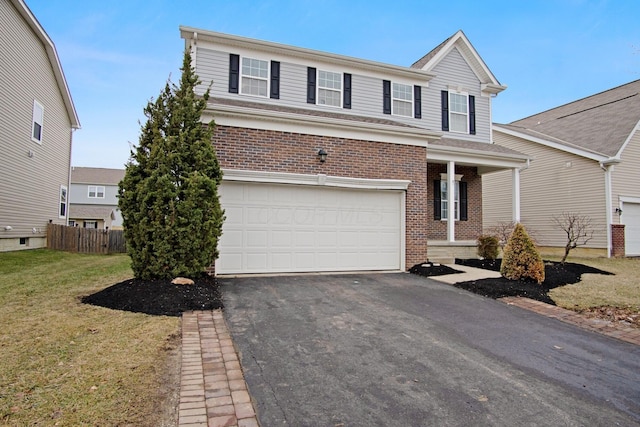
500 223 545 284
118 49 224 280
477 235 499 260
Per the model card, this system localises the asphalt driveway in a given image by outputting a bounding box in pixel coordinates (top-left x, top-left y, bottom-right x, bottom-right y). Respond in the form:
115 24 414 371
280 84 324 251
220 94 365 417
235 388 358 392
220 273 640 426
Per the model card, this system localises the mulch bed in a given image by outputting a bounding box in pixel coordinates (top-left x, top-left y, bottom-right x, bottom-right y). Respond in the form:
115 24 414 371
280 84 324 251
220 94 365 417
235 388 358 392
451 258 614 305
81 273 223 317
409 261 463 277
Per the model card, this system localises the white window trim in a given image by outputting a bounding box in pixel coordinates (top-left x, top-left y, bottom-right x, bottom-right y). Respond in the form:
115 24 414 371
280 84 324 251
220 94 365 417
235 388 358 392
449 91 469 134
88 185 105 199
439 173 463 221
316 69 343 108
32 100 44 144
240 56 269 98
391 82 413 117
59 185 67 219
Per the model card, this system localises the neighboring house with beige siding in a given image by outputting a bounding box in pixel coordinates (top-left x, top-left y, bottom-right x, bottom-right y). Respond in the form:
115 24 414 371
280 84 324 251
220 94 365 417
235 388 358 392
181 27 529 273
484 79 640 257
0 0 80 251
69 167 125 230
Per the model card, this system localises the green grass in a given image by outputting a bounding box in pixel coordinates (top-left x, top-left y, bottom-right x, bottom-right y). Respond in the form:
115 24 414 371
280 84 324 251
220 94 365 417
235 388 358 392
549 257 640 310
0 249 179 426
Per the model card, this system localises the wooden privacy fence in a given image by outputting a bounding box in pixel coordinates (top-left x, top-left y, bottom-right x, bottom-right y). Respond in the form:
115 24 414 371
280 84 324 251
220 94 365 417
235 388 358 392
47 224 126 254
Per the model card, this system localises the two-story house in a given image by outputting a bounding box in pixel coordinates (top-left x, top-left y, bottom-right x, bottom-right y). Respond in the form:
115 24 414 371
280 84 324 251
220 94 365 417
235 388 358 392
0 0 80 252
180 27 529 274
69 167 125 230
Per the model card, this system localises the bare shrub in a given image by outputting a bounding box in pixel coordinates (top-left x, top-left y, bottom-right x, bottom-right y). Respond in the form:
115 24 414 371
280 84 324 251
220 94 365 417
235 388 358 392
552 212 595 264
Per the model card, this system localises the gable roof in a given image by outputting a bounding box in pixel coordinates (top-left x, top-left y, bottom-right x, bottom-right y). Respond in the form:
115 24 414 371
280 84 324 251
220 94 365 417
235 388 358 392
504 79 640 158
71 167 125 185
411 30 506 95
10 0 80 129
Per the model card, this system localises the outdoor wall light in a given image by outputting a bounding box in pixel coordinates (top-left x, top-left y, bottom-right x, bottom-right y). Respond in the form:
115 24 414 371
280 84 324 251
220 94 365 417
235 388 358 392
317 148 328 162
615 208 623 215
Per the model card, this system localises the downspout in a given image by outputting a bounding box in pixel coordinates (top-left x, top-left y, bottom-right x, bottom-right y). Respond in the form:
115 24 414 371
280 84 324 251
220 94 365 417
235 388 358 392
600 161 614 257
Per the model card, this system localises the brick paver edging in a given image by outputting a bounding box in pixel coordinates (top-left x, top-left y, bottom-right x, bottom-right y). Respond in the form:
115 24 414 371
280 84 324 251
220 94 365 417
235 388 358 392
501 297 640 346
179 310 259 427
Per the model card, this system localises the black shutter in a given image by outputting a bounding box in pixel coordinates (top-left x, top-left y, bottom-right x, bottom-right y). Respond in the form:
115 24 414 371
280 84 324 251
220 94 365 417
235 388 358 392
460 181 468 221
343 73 352 109
469 95 476 135
307 67 316 104
414 85 422 119
270 61 280 99
383 80 391 114
434 180 442 220
229 54 239 94
441 91 449 131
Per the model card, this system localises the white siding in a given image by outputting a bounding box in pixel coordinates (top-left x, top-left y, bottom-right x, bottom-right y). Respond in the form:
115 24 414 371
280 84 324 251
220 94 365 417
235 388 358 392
484 131 608 249
426 47 490 142
194 46 446 130
612 129 640 222
0 1 73 248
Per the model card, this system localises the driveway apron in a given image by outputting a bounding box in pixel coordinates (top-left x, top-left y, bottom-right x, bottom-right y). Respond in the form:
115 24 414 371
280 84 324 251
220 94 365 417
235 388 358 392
220 273 640 426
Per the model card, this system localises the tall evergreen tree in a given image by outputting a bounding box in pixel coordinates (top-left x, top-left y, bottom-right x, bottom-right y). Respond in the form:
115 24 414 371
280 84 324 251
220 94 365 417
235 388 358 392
118 50 224 280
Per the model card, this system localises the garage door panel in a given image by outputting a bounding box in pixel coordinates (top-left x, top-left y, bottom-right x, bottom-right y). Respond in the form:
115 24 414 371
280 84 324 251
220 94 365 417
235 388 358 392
622 202 640 256
217 181 402 274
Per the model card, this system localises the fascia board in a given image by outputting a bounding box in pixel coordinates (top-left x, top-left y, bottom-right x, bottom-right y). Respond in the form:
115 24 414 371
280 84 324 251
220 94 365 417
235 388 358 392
181 26 436 83
493 124 610 162
203 105 440 148
427 145 529 169
421 30 501 88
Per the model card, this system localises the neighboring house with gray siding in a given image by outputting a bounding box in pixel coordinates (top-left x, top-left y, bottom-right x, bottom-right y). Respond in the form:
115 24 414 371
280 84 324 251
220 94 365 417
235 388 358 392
69 167 125 230
484 79 640 257
181 27 529 274
0 0 80 251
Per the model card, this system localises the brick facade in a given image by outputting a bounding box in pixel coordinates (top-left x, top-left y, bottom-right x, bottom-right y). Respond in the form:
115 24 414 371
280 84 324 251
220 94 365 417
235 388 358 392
611 224 625 257
212 125 429 268
426 163 482 241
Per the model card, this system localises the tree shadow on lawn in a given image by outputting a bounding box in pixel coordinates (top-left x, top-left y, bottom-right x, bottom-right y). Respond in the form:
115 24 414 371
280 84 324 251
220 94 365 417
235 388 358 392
450 259 614 305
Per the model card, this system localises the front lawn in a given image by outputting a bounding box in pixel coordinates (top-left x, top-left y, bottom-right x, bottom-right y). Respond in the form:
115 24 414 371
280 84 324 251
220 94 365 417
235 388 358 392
0 249 179 426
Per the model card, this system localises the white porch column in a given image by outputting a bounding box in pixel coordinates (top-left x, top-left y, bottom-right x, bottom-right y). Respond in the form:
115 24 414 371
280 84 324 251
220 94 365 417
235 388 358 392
448 161 455 242
512 167 521 223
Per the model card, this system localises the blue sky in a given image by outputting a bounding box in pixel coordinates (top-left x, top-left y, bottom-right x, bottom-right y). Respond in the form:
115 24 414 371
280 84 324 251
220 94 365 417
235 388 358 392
27 0 640 169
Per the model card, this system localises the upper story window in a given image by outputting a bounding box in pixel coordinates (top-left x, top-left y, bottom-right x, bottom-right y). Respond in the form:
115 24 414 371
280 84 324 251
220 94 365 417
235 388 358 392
441 90 476 135
241 57 269 97
392 83 413 117
229 54 280 99
88 186 105 198
383 81 421 118
317 70 342 107
307 67 352 109
32 100 44 143
59 185 67 218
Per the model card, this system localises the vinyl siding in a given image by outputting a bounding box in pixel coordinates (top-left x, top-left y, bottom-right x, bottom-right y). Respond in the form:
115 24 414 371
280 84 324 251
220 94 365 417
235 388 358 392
484 131 607 248
0 1 73 244
612 129 640 223
426 47 490 142
193 46 432 127
69 183 119 206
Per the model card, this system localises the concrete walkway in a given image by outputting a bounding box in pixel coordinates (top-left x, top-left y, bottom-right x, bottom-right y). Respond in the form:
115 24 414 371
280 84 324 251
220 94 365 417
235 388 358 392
178 311 259 427
177 267 639 425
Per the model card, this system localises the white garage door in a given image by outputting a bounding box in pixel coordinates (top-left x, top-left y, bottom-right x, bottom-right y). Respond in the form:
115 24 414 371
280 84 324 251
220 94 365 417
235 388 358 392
622 202 640 256
216 181 403 274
